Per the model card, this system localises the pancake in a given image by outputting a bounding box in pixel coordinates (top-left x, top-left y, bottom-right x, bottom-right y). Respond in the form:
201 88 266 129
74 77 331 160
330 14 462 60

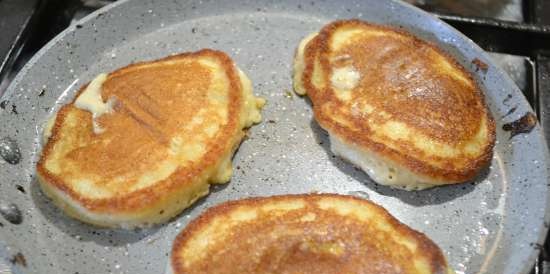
294 20 495 190
171 194 453 274
36 49 265 228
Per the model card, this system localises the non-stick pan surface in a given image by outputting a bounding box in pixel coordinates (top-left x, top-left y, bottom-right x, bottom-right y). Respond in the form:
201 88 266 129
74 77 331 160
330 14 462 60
1 0 549 273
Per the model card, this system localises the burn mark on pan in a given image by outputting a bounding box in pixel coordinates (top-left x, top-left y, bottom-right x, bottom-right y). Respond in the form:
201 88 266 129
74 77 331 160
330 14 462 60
11 104 18 114
472 58 488 72
0 100 7 109
10 252 27 267
503 112 537 138
0 202 23 224
0 137 21 164
38 89 46 96
16 185 26 194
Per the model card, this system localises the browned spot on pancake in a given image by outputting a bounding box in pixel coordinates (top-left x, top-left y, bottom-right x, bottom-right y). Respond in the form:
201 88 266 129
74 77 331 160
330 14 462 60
66 62 213 186
338 34 483 143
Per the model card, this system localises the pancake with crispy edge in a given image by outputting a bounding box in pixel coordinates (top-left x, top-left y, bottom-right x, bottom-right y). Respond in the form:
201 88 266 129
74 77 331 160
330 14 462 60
294 20 496 190
171 194 454 274
37 49 265 228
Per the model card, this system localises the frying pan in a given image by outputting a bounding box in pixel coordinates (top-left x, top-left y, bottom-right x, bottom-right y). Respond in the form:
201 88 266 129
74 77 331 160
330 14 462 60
0 0 549 273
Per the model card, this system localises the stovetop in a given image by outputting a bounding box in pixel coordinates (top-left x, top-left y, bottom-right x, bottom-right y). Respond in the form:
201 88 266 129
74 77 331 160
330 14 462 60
0 0 549 273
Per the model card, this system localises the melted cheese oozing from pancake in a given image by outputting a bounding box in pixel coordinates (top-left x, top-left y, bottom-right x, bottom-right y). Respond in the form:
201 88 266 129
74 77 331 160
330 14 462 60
43 114 57 143
293 33 317 95
74 73 117 134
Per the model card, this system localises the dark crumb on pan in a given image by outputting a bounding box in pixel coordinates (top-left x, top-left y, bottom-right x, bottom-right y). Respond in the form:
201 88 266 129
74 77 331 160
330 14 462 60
501 106 517 119
472 58 489 72
10 252 26 267
503 94 513 104
267 120 276 124
530 242 544 250
11 104 18 114
0 222 3 227
0 100 8 109
16 185 25 194
38 89 46 96
503 112 537 138
236 165 241 170
76 24 83 29
191 27 197 33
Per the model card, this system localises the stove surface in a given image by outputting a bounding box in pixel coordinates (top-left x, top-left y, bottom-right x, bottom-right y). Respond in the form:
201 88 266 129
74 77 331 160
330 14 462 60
407 0 525 22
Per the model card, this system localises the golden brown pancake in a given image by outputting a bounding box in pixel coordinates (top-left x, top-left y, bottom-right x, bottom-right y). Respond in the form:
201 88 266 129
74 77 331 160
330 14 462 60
171 194 453 274
294 20 495 190
37 49 265 228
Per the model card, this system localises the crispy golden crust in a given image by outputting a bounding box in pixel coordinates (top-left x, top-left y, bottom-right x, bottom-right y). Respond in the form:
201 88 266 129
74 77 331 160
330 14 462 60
171 194 450 274
300 20 496 183
36 49 245 213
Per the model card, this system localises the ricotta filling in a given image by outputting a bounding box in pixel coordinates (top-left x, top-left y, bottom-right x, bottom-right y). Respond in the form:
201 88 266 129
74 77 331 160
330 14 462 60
74 73 116 134
330 65 360 91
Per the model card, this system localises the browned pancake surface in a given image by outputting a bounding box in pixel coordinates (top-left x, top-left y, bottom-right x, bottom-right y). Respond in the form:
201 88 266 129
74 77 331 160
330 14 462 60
37 50 243 212
172 194 450 274
301 20 495 182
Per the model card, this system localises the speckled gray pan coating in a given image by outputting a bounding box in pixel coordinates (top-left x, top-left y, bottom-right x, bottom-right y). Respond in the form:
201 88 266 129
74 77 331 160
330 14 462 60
0 0 549 273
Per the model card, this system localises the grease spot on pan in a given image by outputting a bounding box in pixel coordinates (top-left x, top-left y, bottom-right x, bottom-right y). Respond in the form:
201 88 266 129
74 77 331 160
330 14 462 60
0 202 23 224
10 252 27 267
0 137 21 164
